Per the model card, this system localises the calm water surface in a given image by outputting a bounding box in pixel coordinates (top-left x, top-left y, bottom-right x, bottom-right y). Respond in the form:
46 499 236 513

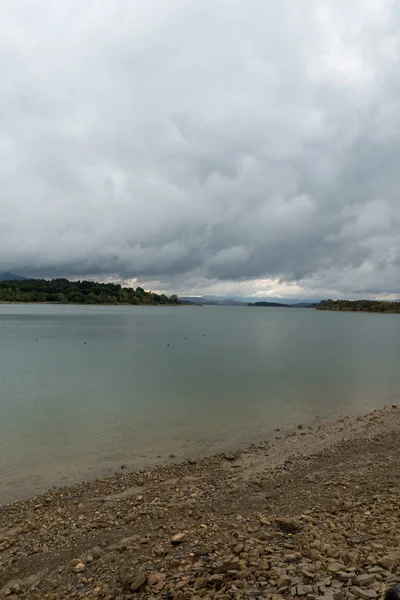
1 304 400 503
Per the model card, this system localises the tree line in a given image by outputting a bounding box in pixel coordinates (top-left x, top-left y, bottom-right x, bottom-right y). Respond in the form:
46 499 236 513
317 299 400 313
0 279 180 305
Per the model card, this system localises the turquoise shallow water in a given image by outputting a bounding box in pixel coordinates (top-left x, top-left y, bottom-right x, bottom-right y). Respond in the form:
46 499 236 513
1 303 400 503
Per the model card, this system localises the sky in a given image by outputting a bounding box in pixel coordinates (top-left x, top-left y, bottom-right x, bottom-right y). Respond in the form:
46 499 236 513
1 0 400 299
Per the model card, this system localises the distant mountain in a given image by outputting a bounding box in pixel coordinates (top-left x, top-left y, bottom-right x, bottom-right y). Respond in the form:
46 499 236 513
201 295 247 305
179 296 246 306
0 272 28 281
179 294 321 307
232 295 323 305
179 296 220 305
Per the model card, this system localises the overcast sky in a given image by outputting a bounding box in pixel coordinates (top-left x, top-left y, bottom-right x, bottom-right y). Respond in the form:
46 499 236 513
1 0 399 298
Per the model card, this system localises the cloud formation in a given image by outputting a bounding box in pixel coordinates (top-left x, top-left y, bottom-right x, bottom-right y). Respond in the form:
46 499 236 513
1 0 399 298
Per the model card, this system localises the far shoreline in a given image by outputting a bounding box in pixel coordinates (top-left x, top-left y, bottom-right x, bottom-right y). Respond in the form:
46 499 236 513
0 301 193 307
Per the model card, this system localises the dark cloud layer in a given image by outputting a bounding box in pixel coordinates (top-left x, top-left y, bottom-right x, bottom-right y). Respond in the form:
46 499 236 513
1 0 399 297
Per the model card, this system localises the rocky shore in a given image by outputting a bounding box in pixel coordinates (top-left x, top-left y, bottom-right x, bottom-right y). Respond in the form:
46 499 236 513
1 406 400 600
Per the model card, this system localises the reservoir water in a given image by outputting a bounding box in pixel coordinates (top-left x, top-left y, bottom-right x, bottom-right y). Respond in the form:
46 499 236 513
1 303 400 503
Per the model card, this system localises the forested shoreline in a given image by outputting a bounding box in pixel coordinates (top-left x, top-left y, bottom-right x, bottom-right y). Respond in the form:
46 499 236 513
317 299 400 313
0 279 180 305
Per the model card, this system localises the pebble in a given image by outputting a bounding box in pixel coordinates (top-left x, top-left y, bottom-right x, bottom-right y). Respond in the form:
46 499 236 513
224 453 235 461
1 406 400 600
337 571 353 581
171 532 186 544
275 517 300 532
73 562 85 573
354 574 376 587
130 570 147 592
351 586 377 599
92 546 102 559
297 584 314 596
379 553 400 569
327 563 345 574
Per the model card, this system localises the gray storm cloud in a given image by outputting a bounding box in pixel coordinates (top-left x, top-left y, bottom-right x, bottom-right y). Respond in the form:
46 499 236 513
0 0 399 297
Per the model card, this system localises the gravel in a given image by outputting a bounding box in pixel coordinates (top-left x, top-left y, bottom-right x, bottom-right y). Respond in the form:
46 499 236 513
1 406 400 599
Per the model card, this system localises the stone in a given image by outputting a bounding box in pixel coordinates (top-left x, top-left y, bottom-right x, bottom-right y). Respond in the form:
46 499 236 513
327 563 345 574
351 587 377 600
139 536 150 544
354 574 376 587
275 517 300 533
301 568 316 579
171 532 186 544
130 570 147 592
297 584 313 596
224 453 235 461
148 573 159 585
283 553 298 563
92 546 102 559
337 572 354 582
379 554 400 569
194 577 208 589
278 575 292 588
371 543 384 551
384 586 400 600
209 574 224 583
73 562 85 573
216 557 240 572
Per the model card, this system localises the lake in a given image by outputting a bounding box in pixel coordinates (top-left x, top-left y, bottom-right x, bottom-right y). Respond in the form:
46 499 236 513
1 303 400 503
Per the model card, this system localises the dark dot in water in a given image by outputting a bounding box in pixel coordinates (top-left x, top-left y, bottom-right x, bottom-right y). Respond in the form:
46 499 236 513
169 454 176 459
203 334 206 336
167 343 170 346
84 342 87 344
120 464 127 469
